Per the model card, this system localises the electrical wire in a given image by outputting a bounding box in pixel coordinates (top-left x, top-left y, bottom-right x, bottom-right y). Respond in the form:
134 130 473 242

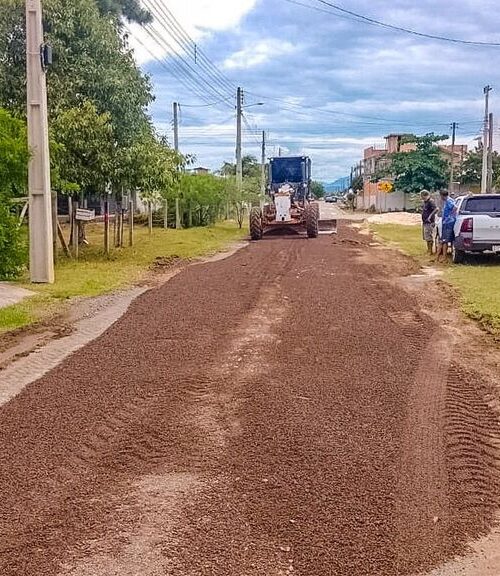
305 0 500 47
144 0 234 97
151 0 235 93
179 96 235 108
141 18 230 103
124 25 217 104
126 1 235 108
245 90 483 126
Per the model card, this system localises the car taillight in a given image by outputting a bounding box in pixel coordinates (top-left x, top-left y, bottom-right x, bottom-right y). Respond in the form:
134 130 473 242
460 217 473 233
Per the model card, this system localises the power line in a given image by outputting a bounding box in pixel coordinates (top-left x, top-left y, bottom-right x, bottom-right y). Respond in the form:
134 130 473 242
126 1 235 108
242 113 262 145
155 1 235 93
140 15 231 103
144 26 230 103
144 0 234 96
282 0 371 23
124 25 219 105
179 96 234 108
307 0 500 47
244 90 483 126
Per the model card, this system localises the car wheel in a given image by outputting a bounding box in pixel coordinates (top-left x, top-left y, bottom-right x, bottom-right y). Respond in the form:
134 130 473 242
452 244 466 264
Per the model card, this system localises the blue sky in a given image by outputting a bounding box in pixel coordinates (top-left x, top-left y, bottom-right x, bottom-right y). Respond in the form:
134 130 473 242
127 0 500 181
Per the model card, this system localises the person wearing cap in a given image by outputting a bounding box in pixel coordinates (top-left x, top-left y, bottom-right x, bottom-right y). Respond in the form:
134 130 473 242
420 190 438 255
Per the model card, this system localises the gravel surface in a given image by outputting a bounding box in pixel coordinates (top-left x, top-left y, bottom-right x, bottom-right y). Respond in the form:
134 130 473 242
0 225 498 576
367 212 421 225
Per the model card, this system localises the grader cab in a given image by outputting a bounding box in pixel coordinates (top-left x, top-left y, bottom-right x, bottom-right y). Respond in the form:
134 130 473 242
249 156 336 240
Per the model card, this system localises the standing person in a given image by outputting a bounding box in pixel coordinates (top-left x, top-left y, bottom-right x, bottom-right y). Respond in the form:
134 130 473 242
437 189 456 262
420 189 438 255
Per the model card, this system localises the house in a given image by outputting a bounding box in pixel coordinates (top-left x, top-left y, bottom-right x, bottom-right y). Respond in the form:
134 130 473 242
189 166 210 175
359 134 468 212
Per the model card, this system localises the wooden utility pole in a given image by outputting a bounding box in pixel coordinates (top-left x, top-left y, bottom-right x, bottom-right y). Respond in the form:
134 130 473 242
175 197 181 229
481 85 492 194
449 122 457 193
26 0 54 282
173 102 179 152
104 199 110 256
128 199 134 246
236 87 242 189
487 112 494 193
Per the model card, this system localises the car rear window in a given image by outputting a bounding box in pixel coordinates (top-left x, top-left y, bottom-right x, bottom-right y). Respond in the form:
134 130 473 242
462 197 500 213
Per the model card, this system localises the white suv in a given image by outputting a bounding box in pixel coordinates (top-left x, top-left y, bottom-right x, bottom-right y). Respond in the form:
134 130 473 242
450 194 500 263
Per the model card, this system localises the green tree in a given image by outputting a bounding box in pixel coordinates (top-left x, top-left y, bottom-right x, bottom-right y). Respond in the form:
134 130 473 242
95 0 152 24
51 101 115 197
351 174 363 194
311 180 325 198
180 173 229 226
0 108 29 278
218 155 261 179
0 0 154 146
459 146 500 187
129 133 182 205
226 176 261 228
387 133 450 194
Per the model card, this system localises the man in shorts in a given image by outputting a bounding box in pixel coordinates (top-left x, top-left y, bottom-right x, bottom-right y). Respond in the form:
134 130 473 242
437 189 456 263
420 189 438 255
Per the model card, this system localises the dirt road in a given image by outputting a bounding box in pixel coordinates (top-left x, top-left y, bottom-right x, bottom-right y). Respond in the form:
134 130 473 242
0 224 499 575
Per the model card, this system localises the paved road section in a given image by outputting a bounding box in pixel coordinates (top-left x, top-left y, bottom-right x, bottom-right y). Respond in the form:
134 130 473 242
0 283 34 309
0 226 498 575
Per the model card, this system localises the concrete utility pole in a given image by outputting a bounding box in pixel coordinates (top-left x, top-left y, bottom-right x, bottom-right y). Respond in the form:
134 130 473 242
449 122 457 193
173 102 179 152
261 130 266 197
487 112 494 192
236 87 242 189
481 85 492 194
26 0 54 283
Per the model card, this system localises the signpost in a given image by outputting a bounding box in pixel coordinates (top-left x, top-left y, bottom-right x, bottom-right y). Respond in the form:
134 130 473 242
75 208 95 221
378 181 393 193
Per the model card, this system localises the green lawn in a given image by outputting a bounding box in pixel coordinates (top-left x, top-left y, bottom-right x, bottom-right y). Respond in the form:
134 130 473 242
372 223 500 338
0 222 247 333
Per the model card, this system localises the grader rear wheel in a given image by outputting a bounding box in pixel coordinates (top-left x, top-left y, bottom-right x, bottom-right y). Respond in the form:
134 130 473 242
249 207 263 240
305 202 319 238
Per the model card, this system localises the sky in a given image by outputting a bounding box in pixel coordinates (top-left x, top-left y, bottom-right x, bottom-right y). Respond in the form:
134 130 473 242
126 0 500 182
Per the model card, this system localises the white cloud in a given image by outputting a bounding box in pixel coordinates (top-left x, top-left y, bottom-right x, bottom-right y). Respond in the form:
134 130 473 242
223 39 296 69
127 0 259 65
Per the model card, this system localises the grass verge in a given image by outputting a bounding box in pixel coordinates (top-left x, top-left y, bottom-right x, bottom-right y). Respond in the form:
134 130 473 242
372 223 500 339
0 222 247 333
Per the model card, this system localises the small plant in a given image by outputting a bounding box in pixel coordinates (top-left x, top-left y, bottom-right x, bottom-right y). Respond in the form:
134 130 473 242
0 202 26 279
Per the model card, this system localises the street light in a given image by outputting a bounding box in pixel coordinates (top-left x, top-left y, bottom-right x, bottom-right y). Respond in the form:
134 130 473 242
242 102 264 109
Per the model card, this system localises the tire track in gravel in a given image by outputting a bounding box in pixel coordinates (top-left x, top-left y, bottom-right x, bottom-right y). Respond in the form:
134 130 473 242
394 331 450 573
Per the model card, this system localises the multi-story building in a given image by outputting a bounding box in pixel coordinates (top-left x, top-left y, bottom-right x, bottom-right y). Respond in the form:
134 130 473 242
359 134 468 212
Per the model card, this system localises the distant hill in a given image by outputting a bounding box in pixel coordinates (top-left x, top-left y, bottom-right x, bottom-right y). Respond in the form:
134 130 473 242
324 176 350 194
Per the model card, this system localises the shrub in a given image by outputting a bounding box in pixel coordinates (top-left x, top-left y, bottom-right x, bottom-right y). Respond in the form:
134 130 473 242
0 202 26 279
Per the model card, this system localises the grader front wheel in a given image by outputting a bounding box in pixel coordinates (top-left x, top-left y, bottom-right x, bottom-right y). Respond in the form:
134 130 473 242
305 202 319 238
249 207 263 240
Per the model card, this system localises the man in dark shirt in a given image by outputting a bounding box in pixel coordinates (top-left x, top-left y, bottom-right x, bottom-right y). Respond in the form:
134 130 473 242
420 190 438 255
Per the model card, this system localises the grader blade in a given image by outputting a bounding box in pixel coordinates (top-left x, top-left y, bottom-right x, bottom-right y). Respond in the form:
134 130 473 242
318 218 338 234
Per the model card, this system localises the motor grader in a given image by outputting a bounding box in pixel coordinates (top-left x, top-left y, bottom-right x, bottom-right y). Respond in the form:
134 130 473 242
249 156 336 240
